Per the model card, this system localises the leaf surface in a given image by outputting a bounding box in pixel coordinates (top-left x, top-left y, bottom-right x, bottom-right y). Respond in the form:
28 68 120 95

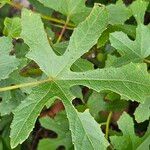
110 112 150 150
10 83 54 148
0 37 19 80
38 112 72 150
110 24 150 66
107 0 131 25
3 17 21 38
130 0 149 24
10 5 150 149
134 97 150 122
37 0 91 24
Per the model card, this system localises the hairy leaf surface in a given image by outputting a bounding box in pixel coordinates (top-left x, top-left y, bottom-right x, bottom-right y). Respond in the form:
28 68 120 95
10 4 150 149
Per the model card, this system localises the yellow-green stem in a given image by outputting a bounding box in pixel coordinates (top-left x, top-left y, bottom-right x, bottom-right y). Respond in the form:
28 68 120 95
0 78 51 92
50 23 74 30
100 122 107 126
105 111 112 140
56 17 70 43
144 59 150 64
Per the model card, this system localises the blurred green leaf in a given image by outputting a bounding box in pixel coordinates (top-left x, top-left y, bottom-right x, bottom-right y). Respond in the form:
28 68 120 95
3 17 21 38
110 112 150 150
38 111 72 150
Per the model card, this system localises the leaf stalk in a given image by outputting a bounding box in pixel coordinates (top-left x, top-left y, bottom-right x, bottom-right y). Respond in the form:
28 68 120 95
105 111 113 140
0 78 51 92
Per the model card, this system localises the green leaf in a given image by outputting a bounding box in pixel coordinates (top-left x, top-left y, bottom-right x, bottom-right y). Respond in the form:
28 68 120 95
70 85 83 100
0 0 10 7
38 111 72 150
0 36 12 54
110 112 150 150
129 0 149 24
110 24 150 66
0 79 12 102
97 24 136 48
10 83 55 148
11 5 110 149
0 89 26 116
0 138 2 150
14 43 29 58
28 0 53 16
107 0 131 25
3 17 21 38
21 8 57 76
37 0 91 24
21 6 108 76
10 5 150 149
134 97 150 122
71 58 94 72
87 92 128 118
0 37 19 81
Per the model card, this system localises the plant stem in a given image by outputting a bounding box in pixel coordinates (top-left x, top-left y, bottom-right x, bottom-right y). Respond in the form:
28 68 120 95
105 111 112 140
0 78 52 92
100 122 107 126
7 1 75 28
41 15 74 27
56 17 70 43
144 59 150 64
50 22 74 30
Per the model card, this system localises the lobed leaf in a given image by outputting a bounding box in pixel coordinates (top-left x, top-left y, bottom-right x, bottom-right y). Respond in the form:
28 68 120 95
9 3 150 150
110 112 150 150
38 112 72 150
110 24 150 66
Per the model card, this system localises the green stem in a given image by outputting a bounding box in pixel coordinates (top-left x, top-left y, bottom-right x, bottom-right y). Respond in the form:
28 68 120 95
56 17 70 43
144 59 150 64
105 111 112 140
0 78 52 92
100 122 107 126
50 22 74 30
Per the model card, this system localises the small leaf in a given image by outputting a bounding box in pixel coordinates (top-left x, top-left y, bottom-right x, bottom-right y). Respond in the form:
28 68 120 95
37 0 91 24
110 112 150 150
134 97 150 122
87 92 128 118
0 89 26 116
3 17 21 38
38 111 72 150
110 24 150 66
130 0 149 24
97 24 136 48
107 0 131 25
